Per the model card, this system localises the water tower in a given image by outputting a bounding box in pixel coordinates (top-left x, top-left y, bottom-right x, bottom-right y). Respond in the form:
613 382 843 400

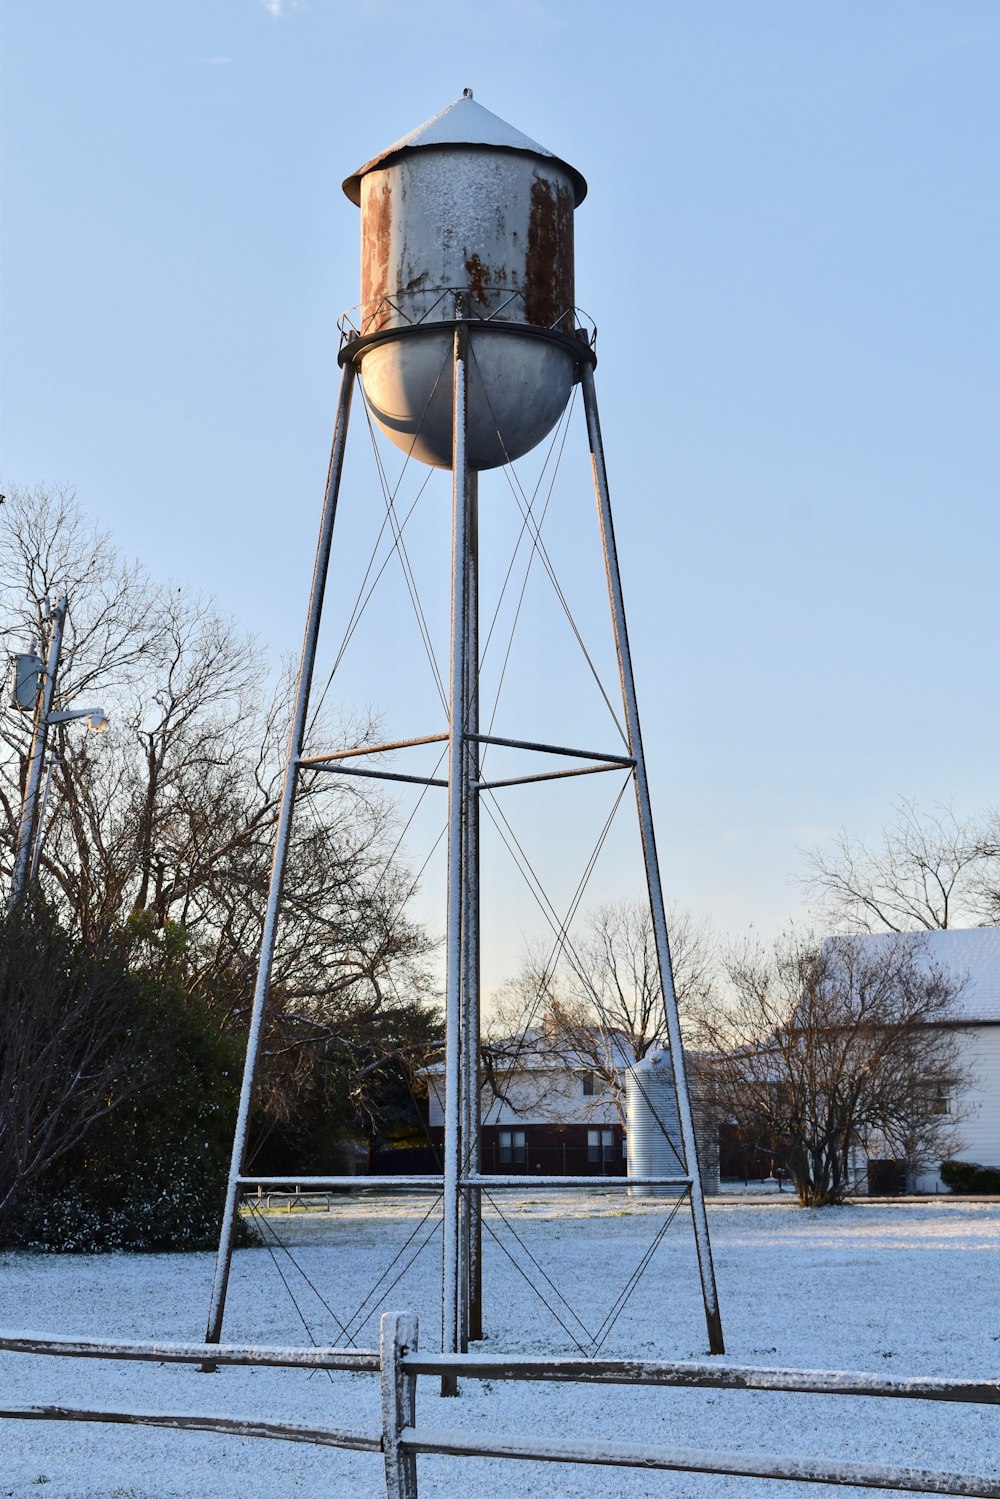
205 92 724 1366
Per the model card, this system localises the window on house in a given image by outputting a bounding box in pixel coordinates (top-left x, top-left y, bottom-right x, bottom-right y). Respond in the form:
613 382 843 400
588 1127 615 1165
499 1128 526 1165
930 1085 951 1116
582 1071 596 1097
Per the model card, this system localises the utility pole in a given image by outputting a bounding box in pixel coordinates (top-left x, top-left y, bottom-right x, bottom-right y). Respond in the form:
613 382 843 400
9 596 66 909
7 595 108 908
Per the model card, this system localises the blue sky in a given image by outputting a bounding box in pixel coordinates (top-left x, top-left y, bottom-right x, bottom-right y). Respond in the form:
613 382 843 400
2 1 998 988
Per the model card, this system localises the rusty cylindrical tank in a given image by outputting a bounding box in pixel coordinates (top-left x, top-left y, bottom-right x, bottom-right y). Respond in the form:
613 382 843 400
340 91 590 471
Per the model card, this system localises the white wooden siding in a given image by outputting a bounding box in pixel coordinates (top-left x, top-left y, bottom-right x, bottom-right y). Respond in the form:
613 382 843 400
914 1023 1000 1189
950 1024 1000 1168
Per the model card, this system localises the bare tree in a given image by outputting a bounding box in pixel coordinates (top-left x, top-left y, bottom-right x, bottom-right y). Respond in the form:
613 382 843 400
697 931 972 1206
974 808 1000 924
0 487 436 1139
0 485 161 707
802 799 997 932
489 900 716 1126
571 900 715 1051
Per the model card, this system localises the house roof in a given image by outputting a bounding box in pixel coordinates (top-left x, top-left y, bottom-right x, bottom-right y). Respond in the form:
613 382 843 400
420 1027 637 1077
823 928 1000 1024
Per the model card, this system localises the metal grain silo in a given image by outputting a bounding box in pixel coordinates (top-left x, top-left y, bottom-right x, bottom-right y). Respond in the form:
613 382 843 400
627 1049 719 1197
341 90 588 470
626 1050 684 1196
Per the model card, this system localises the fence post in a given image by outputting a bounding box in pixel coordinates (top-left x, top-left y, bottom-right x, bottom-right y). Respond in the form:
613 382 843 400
380 1311 419 1499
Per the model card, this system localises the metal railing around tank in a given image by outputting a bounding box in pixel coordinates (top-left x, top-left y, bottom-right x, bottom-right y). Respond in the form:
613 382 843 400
337 287 597 346
1 1314 998 1496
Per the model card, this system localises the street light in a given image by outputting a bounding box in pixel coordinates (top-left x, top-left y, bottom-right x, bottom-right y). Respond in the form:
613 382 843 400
48 708 109 734
7 595 110 908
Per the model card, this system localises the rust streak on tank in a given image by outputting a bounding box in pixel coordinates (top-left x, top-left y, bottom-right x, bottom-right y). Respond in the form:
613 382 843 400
362 176 393 331
525 177 574 329
464 253 493 307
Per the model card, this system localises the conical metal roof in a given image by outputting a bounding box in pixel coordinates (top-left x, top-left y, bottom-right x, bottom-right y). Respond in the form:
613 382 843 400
342 90 587 206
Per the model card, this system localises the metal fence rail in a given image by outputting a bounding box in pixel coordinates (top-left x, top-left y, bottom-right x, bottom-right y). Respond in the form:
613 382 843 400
399 1426 1000 1497
0 1331 379 1371
0 1404 381 1453
1 1316 997 1497
408 1349 1000 1404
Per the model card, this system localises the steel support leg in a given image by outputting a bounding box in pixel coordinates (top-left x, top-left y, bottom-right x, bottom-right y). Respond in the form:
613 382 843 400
441 324 470 1395
581 363 725 1356
461 475 483 1345
205 362 356 1347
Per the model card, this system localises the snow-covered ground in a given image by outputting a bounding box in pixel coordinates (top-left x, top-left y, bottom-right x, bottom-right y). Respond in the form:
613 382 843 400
1 1195 998 1497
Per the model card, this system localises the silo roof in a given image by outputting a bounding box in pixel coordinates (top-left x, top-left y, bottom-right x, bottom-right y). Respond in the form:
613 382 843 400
343 91 588 207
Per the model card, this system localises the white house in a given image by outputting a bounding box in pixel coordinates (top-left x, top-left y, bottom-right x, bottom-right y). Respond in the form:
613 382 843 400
831 928 1000 1191
423 1031 627 1176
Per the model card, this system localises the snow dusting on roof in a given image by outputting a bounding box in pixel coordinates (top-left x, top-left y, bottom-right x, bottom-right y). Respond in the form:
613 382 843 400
826 928 1000 1023
343 90 587 205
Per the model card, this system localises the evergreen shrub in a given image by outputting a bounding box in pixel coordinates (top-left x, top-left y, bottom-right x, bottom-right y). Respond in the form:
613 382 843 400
940 1159 1000 1195
2 915 251 1251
